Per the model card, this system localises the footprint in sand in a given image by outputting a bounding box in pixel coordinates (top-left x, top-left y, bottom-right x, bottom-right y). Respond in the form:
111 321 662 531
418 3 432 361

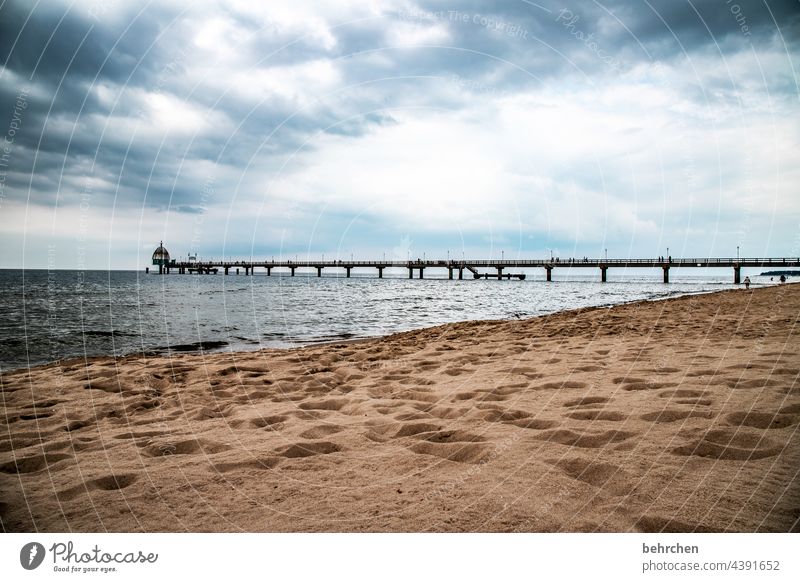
276 441 342 459
83 378 123 393
657 389 713 406
298 398 349 411
412 360 441 371
397 389 439 404
725 362 771 370
573 364 605 372
113 429 169 440
250 415 289 430
685 369 722 377
547 458 632 496
17 410 55 421
723 378 787 389
407 441 490 465
0 452 73 474
299 425 345 439
413 429 487 444
393 422 442 437
57 473 139 502
612 376 647 384
210 457 283 473
454 385 522 402
725 411 799 430
506 417 560 430
141 438 231 457
643 367 682 374
563 396 610 408
640 409 715 423
621 381 678 391
292 409 331 421
565 410 628 421
536 381 588 390
672 428 783 460
478 408 530 422
534 428 635 448
394 412 431 421
412 403 468 420
396 377 435 388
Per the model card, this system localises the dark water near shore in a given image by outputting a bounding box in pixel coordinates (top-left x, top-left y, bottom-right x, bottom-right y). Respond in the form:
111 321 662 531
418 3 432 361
0 268 773 371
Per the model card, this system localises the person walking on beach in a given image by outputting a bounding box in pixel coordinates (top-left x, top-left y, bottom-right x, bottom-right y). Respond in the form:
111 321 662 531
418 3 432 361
744 276 751 289
780 274 786 283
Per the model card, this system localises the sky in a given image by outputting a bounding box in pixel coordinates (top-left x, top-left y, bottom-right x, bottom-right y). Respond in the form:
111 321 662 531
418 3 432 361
0 0 798 269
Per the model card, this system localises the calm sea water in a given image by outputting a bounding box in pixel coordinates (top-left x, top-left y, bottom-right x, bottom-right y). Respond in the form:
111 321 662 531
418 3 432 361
0 268 771 371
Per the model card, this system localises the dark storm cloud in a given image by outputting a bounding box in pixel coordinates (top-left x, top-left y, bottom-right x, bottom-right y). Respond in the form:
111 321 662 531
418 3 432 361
407 0 798 78
0 0 797 219
0 1 182 86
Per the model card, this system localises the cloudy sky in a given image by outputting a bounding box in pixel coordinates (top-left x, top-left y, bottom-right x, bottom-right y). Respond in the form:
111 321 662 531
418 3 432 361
0 0 798 269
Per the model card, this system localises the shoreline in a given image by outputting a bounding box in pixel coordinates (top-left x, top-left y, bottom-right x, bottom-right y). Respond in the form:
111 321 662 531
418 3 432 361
1 282 776 375
1 284 798 532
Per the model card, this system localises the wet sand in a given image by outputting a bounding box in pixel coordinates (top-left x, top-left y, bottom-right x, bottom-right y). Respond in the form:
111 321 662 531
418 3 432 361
1 284 798 532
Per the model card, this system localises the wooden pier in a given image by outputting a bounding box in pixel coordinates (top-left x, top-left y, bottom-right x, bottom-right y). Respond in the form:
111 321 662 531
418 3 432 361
148 255 800 283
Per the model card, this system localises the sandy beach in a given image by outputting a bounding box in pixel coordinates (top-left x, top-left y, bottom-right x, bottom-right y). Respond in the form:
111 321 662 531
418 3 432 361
1 284 798 532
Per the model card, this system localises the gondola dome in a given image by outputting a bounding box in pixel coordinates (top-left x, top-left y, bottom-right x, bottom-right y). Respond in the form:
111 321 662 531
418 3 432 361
152 242 170 265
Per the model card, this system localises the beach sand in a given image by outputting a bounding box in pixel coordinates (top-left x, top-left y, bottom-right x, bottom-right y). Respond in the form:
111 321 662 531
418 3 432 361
1 284 798 532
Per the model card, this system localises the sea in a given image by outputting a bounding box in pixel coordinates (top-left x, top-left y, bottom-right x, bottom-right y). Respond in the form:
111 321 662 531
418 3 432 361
0 268 776 371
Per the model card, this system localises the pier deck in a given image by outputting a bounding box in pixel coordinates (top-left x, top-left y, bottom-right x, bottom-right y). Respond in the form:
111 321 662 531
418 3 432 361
149 257 800 283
